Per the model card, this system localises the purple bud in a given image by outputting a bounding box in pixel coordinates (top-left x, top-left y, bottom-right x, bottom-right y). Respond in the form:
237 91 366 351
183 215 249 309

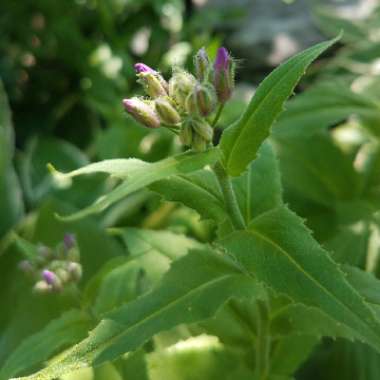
42 270 57 285
63 233 76 250
134 63 155 73
123 97 161 128
214 47 229 71
213 47 235 103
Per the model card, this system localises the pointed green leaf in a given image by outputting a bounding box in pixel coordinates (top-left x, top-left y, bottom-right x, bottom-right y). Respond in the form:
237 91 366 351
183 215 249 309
221 206 380 352
0 310 92 380
232 142 283 224
220 36 339 176
53 148 221 221
18 249 263 380
150 169 226 223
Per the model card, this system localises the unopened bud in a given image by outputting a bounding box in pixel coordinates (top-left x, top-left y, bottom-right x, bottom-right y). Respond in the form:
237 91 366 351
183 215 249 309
169 69 197 109
186 84 216 117
134 63 155 73
38 245 52 260
179 121 193 146
63 233 76 250
155 97 181 125
67 262 82 282
56 268 70 284
123 97 161 128
33 280 52 294
192 118 213 142
194 47 211 82
192 133 207 152
137 72 168 98
213 47 235 103
42 269 62 291
18 260 34 274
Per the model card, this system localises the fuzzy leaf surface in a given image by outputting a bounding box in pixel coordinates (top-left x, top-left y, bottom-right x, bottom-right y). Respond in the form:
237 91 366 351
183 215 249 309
18 249 263 380
53 148 220 221
221 206 380 352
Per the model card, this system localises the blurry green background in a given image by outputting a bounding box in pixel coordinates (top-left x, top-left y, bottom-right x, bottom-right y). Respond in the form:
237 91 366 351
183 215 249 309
2 1 380 379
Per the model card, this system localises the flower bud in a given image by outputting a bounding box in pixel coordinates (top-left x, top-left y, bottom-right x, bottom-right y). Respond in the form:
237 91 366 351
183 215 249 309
169 69 197 109
63 233 76 250
33 280 51 294
194 47 211 82
155 97 181 125
192 133 207 152
179 121 193 146
38 245 52 260
56 268 71 284
213 47 235 103
123 97 161 128
186 84 216 117
18 260 34 274
42 269 63 291
67 262 82 282
137 72 168 98
191 118 213 142
134 63 155 73
42 269 57 285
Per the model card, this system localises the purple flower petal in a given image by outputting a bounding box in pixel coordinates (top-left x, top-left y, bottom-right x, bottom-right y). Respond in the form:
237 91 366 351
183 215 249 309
42 270 56 285
134 63 155 73
214 47 229 70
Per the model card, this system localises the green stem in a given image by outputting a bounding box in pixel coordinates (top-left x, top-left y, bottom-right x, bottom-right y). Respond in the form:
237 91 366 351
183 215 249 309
254 301 271 380
211 103 225 127
213 161 246 230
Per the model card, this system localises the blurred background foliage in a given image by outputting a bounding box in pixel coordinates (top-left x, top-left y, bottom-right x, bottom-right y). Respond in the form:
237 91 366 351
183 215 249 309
2 0 380 379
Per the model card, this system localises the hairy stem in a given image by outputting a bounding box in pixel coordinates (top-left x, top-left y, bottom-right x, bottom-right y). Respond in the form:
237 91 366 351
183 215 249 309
213 161 246 230
254 300 271 380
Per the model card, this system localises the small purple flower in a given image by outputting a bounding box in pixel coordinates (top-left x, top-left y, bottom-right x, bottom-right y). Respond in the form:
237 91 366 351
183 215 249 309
42 269 57 285
213 47 235 103
134 63 155 74
63 233 76 250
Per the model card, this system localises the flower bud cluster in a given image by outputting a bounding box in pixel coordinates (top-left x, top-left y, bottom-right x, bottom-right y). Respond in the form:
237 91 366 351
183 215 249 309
18 233 82 294
122 47 235 151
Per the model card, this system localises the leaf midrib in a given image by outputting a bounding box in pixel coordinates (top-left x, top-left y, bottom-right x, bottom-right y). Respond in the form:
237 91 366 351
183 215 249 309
245 225 380 342
225 48 316 167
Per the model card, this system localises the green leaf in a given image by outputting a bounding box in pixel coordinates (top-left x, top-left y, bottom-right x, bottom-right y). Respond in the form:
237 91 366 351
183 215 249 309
270 335 318 378
93 229 203 315
272 81 380 137
232 142 282 224
53 148 221 221
18 249 263 380
0 80 24 237
0 310 92 380
273 134 360 206
221 206 380 353
220 36 339 176
93 261 143 316
150 169 226 223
